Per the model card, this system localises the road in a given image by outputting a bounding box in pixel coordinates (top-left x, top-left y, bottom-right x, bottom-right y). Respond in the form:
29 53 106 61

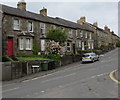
2 49 119 98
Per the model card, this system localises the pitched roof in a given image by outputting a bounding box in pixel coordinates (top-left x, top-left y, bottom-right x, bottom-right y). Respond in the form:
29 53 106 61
84 22 106 33
2 4 93 32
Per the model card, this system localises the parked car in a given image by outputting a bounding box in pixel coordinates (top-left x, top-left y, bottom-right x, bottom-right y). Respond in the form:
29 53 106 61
82 53 99 63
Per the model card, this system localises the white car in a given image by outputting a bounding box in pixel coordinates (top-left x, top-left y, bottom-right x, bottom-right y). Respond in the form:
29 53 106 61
82 53 99 63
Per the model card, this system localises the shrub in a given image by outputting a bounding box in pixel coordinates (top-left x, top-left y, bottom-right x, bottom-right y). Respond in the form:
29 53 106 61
77 50 93 54
44 40 64 60
116 42 120 47
17 53 37 57
2 55 14 62
32 42 39 55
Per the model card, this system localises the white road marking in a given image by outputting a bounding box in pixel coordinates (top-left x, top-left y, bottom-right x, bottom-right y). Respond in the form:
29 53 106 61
22 80 30 83
41 91 45 93
3 87 19 93
41 73 76 83
97 74 104 77
91 76 96 78
58 85 63 88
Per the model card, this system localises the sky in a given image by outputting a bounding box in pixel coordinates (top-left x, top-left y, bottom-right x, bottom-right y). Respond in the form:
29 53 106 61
0 0 119 35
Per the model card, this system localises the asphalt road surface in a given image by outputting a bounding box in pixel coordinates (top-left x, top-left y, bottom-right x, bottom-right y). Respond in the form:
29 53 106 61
2 49 119 98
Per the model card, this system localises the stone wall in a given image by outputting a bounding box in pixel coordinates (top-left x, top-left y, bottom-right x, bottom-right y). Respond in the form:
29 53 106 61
2 55 82 81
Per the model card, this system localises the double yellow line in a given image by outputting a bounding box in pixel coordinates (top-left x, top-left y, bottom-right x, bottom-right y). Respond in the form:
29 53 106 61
109 70 120 84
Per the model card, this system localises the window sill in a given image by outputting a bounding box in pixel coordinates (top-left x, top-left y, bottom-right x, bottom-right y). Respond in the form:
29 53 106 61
26 49 32 51
28 31 34 33
13 29 20 31
19 49 24 51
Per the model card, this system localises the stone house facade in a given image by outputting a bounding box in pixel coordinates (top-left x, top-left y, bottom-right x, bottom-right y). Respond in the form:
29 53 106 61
1 0 94 56
77 17 120 50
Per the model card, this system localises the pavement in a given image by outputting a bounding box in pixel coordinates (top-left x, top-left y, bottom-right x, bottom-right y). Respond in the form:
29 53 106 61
2 48 119 98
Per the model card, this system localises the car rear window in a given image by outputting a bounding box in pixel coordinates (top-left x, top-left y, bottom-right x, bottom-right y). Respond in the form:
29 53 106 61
83 54 89 57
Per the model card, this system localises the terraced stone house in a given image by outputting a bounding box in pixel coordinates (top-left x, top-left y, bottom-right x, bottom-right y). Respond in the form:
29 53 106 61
77 17 120 50
1 0 94 56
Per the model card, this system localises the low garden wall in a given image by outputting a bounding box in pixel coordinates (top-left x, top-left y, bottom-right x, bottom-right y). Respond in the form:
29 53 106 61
2 55 82 81
2 49 109 81
2 61 42 81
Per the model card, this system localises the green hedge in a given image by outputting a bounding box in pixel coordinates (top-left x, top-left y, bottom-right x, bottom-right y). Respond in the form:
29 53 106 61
116 42 120 47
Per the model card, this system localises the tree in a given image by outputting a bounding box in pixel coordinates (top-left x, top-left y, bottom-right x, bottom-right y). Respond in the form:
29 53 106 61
47 29 67 46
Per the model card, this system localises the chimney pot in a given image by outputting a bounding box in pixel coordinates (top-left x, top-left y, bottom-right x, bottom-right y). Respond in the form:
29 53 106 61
17 0 26 10
77 16 86 25
93 22 98 27
40 7 47 16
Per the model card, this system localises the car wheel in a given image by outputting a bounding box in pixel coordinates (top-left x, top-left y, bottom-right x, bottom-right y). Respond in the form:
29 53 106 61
82 62 84 64
97 58 99 61
92 59 94 63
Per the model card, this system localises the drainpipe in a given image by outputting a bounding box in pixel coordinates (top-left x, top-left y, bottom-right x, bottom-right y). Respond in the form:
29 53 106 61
1 9 5 61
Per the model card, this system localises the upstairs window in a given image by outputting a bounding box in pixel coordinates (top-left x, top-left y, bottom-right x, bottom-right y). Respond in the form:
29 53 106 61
85 32 87 38
28 21 33 32
76 30 78 37
80 31 83 37
89 33 92 39
68 29 73 37
40 23 46 34
13 19 20 30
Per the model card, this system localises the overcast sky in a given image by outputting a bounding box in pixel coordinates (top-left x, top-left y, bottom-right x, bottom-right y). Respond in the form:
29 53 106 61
1 0 118 35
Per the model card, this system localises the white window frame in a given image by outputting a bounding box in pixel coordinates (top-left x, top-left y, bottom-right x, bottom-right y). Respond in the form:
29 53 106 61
13 18 20 30
41 39 45 51
88 42 90 49
89 33 92 39
19 38 24 50
40 23 46 34
26 38 32 50
85 32 87 38
76 30 78 37
82 42 84 50
79 41 81 48
80 31 83 37
67 42 71 52
28 21 33 32
68 29 73 37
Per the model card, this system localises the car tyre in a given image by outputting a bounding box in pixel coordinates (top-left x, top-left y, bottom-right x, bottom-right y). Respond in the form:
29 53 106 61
92 59 94 63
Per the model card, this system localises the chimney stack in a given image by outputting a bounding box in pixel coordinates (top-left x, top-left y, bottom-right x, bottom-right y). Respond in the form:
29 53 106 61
104 25 110 32
17 0 26 11
93 22 98 27
111 31 114 34
77 16 86 25
40 7 47 16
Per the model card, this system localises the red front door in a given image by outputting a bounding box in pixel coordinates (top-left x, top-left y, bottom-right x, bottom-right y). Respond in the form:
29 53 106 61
7 39 13 56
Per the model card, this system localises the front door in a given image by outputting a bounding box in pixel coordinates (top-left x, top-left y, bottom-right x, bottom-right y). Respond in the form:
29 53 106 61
7 38 13 56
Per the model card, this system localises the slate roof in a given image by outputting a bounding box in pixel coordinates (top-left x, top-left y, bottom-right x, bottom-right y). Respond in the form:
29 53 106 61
84 22 107 33
2 4 93 32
